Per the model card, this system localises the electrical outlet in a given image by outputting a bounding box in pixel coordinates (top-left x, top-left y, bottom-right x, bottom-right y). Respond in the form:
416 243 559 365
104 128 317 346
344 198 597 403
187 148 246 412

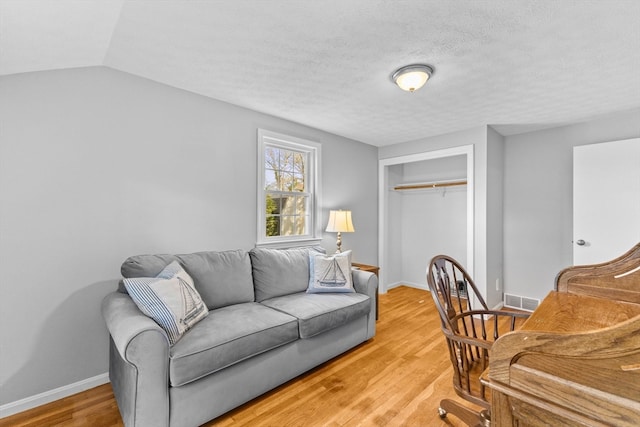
495 278 501 291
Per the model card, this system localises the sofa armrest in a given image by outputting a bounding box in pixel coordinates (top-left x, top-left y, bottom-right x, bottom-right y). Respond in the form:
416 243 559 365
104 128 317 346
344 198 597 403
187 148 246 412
352 269 377 339
102 292 169 359
352 269 377 296
102 292 170 427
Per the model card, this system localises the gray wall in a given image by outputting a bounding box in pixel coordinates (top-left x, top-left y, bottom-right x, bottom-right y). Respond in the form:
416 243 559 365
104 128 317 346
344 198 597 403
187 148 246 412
0 66 378 405
502 108 640 301
485 127 505 307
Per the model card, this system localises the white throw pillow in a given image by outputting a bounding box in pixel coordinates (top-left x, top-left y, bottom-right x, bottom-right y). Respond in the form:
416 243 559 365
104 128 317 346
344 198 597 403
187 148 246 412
124 261 208 345
307 250 354 293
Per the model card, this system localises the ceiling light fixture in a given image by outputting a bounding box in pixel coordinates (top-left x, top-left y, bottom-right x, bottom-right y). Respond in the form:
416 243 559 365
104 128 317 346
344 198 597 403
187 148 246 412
392 64 434 92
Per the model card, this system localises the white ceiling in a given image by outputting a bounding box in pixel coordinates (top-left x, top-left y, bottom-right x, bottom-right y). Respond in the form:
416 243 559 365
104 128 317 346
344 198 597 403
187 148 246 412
2 0 639 146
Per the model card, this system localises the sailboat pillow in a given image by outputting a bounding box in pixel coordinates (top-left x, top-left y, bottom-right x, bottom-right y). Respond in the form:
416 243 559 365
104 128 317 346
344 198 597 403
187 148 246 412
307 250 354 294
124 261 208 345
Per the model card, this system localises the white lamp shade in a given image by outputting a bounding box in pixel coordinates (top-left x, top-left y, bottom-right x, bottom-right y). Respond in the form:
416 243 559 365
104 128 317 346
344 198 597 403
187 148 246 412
325 210 355 233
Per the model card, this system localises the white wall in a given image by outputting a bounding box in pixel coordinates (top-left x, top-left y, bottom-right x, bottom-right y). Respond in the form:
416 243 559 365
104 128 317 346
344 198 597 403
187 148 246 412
0 67 378 406
400 190 467 287
398 156 467 288
502 108 640 301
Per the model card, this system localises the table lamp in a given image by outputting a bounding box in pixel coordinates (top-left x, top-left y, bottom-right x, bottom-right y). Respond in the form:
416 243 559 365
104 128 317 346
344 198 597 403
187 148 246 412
326 210 355 253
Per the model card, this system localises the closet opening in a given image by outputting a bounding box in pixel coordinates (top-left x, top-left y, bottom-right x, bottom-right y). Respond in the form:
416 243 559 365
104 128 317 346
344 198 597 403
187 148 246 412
378 145 474 293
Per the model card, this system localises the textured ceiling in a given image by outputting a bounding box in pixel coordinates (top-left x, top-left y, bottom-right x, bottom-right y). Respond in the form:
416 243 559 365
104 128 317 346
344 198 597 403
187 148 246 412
2 0 639 146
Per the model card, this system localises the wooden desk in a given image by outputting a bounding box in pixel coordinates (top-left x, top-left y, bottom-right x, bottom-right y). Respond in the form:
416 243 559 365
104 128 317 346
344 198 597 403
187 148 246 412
352 262 379 320
484 244 640 426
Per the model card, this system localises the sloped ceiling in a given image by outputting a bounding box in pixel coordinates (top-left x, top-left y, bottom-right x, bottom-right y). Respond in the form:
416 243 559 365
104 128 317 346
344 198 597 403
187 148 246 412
1 0 639 146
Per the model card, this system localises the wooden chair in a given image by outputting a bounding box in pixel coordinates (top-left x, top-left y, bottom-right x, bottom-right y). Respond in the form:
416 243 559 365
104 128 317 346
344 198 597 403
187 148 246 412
427 255 530 427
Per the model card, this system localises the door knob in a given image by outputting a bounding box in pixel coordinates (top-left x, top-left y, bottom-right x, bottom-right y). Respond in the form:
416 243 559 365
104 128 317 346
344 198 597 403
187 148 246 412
576 239 586 246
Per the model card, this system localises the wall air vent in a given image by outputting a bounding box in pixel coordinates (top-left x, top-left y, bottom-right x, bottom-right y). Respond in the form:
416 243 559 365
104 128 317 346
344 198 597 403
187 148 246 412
504 293 540 312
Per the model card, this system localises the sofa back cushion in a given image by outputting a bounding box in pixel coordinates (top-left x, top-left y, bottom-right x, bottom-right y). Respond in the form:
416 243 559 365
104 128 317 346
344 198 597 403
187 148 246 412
121 249 255 310
249 246 324 302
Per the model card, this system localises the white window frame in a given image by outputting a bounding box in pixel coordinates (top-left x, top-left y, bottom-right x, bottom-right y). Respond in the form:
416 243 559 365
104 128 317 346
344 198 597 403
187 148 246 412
257 129 322 247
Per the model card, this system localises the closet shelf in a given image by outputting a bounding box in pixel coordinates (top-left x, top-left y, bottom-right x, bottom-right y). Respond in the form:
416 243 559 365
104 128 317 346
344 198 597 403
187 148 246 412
393 180 467 191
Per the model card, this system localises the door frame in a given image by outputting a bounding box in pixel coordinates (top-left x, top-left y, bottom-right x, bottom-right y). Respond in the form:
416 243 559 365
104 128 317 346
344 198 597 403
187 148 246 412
378 144 475 293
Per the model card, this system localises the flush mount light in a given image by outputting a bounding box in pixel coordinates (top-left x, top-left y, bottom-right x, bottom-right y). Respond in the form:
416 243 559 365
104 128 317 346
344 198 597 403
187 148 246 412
391 64 434 92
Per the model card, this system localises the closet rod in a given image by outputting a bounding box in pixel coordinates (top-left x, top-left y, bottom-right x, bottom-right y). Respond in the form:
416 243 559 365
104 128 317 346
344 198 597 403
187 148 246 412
393 180 467 191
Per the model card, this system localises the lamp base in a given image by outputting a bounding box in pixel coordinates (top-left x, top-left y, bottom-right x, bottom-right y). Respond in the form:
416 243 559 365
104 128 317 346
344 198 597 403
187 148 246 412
335 231 342 253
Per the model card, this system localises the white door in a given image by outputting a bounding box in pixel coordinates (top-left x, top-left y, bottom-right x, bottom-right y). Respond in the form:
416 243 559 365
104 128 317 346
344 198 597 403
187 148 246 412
573 138 640 265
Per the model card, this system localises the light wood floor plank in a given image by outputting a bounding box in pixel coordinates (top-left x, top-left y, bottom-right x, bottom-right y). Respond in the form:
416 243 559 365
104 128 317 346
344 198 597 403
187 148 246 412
0 286 486 427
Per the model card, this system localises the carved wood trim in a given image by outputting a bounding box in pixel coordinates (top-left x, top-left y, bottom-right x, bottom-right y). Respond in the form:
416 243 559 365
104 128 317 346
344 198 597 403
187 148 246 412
556 242 640 303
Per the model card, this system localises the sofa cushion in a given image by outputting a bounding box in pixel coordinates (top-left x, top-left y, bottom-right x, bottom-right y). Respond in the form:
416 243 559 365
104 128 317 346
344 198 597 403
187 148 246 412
123 261 208 345
121 250 255 310
261 292 370 338
249 246 324 302
176 250 255 310
307 250 354 294
168 302 298 387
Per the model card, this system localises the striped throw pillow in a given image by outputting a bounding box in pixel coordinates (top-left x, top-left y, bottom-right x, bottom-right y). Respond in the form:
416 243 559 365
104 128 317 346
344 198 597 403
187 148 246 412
124 261 208 345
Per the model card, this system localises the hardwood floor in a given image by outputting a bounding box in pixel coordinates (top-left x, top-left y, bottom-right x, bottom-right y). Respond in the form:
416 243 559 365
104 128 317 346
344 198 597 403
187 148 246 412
1 286 483 427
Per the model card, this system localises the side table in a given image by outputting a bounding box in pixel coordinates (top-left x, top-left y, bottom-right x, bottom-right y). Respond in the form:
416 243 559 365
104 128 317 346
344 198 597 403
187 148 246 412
352 262 379 320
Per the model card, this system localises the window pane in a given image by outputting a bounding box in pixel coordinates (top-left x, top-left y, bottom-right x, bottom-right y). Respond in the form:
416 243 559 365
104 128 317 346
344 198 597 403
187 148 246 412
265 146 307 193
281 196 295 215
295 215 307 235
282 150 294 172
295 196 307 216
265 194 280 215
279 215 306 236
294 153 305 174
281 196 308 216
265 169 278 191
265 147 280 170
293 173 305 192
282 172 294 191
266 215 280 236
280 215 295 236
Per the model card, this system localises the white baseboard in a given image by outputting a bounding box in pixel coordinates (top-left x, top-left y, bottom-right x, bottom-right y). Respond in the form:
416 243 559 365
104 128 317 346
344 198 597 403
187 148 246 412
401 281 429 291
387 281 429 291
0 372 109 419
384 281 403 292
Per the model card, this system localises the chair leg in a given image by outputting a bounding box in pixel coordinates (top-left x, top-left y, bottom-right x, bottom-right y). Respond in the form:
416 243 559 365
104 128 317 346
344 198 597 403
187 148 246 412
438 399 490 427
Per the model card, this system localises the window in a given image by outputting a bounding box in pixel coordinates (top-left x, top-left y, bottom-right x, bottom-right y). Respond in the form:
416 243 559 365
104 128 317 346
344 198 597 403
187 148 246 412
257 129 321 246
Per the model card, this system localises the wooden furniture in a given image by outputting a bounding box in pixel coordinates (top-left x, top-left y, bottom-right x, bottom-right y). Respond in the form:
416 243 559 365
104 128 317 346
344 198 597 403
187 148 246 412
485 243 640 427
352 262 379 276
352 262 379 320
427 255 530 426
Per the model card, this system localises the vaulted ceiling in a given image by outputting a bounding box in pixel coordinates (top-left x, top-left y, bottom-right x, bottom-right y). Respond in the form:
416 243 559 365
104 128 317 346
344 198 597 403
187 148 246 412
2 0 639 146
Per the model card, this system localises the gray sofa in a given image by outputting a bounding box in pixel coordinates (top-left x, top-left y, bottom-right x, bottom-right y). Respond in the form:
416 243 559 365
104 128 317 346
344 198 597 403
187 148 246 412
102 246 377 427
